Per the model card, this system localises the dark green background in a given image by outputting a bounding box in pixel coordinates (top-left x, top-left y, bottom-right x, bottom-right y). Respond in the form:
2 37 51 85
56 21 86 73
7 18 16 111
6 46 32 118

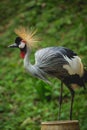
0 0 87 130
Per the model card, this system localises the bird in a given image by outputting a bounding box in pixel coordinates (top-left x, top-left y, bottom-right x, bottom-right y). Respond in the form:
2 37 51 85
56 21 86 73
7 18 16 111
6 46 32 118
8 27 87 120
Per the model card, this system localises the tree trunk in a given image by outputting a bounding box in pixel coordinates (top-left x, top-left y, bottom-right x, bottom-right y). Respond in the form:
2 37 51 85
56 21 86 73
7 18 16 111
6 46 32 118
41 120 80 130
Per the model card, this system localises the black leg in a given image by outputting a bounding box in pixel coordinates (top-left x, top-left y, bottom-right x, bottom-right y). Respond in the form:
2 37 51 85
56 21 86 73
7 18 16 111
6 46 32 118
67 86 75 120
58 82 63 120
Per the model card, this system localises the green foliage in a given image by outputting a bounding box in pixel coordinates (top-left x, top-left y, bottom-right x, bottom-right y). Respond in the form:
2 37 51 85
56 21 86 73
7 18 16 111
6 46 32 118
0 0 87 130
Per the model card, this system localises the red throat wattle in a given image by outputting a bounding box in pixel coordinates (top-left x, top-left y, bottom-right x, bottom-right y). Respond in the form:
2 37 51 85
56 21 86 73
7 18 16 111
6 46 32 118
20 51 26 59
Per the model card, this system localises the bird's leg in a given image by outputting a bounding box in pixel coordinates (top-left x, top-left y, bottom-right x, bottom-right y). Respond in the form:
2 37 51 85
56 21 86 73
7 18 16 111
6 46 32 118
58 82 63 120
68 86 75 120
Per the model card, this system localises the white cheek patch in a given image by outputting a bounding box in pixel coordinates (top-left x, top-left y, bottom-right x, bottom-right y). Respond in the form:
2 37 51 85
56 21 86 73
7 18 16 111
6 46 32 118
63 55 84 77
19 42 25 48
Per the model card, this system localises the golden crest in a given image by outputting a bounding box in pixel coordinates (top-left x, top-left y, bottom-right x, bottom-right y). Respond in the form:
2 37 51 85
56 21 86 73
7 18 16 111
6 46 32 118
14 27 38 48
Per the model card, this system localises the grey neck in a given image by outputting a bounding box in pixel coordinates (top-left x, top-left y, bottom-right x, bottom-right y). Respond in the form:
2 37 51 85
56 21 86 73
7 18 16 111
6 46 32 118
23 48 38 76
24 48 33 71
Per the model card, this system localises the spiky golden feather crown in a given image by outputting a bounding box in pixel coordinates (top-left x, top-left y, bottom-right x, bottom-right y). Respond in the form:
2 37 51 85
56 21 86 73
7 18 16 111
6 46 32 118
14 27 38 48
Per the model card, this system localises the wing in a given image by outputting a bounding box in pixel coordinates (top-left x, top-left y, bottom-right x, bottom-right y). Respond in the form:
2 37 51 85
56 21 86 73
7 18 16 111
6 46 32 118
35 47 84 80
35 47 78 79
35 47 77 63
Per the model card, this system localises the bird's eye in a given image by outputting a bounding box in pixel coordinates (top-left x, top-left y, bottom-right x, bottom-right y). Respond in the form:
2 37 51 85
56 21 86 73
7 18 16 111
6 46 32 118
19 41 25 49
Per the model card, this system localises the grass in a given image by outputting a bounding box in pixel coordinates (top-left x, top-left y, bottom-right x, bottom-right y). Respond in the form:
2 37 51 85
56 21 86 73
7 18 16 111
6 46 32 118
0 0 87 130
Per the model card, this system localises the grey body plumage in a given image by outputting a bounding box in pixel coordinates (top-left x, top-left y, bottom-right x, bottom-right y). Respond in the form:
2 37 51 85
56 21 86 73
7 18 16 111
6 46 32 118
34 47 76 81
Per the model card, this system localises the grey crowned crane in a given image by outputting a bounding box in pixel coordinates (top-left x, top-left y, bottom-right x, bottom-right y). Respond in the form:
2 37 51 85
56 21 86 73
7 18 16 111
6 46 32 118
8 27 87 120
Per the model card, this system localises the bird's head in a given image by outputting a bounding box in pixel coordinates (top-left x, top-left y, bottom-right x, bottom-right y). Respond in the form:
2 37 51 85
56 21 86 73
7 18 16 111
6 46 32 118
8 27 38 58
8 36 27 58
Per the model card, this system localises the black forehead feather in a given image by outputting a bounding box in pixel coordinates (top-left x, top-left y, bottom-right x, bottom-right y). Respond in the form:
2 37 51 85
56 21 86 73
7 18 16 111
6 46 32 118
15 37 22 44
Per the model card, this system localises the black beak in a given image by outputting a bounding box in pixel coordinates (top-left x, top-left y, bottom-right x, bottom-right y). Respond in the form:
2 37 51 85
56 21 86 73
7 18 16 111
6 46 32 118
8 43 18 48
